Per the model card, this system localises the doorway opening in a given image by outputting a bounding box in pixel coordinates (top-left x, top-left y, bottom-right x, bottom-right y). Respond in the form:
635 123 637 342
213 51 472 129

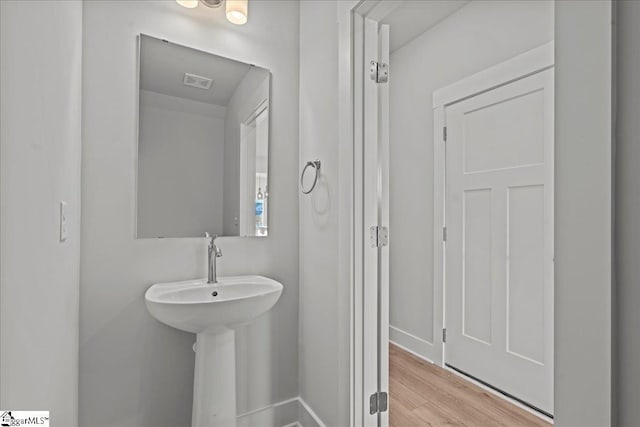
352 1 556 425
239 101 269 237
435 54 554 420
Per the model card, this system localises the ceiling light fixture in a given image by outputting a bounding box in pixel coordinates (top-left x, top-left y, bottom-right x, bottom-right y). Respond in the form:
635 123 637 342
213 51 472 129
226 0 248 25
176 0 198 8
176 0 249 25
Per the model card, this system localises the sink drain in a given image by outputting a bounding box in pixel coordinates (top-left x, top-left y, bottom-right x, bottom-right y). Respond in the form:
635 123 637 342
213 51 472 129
211 291 218 297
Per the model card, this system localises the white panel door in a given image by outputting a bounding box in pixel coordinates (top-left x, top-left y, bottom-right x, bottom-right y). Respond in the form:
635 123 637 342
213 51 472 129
445 68 554 414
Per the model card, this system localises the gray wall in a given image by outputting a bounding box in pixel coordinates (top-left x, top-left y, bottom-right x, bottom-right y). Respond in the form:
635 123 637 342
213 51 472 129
388 0 553 361
554 1 613 425
80 2 299 426
615 1 640 424
0 1 82 425
299 1 345 426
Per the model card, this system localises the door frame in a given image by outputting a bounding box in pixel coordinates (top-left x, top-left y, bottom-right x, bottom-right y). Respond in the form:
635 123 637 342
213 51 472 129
338 3 393 425
339 1 614 426
433 43 555 418
433 41 555 367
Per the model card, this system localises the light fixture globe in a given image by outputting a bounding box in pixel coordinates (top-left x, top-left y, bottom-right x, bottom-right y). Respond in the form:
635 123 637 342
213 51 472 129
226 0 248 25
176 0 198 8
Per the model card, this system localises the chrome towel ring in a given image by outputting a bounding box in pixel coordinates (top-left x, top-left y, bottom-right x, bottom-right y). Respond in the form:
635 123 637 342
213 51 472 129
300 160 321 194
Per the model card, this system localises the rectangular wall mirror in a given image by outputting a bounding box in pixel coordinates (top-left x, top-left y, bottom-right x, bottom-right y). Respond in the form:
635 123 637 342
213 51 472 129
136 34 271 238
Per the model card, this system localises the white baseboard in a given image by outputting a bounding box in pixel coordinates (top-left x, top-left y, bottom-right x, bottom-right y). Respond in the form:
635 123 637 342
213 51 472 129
236 397 326 427
237 397 299 427
389 325 436 363
298 397 326 427
390 338 436 365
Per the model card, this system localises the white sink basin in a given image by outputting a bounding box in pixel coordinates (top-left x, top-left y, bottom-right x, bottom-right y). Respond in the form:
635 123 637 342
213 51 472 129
145 275 283 334
144 275 283 427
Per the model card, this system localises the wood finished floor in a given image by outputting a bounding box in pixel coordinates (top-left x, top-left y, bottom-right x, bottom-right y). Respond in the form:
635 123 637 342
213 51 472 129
389 344 551 427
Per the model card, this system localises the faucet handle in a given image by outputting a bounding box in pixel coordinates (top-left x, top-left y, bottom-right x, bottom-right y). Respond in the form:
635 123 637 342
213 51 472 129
205 232 216 249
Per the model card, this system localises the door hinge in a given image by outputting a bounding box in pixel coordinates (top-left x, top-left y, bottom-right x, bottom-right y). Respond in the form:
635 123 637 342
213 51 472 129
370 226 389 248
442 226 447 242
370 391 388 415
443 328 447 343
369 60 389 84
443 126 447 142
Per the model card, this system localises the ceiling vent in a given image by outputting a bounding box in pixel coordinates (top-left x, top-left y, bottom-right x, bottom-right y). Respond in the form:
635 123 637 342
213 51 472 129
183 73 213 90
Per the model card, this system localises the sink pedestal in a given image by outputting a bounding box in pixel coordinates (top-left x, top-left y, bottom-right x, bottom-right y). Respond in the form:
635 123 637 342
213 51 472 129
192 329 236 427
145 276 283 427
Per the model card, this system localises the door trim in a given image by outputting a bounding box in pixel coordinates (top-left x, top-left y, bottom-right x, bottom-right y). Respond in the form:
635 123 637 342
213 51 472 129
433 42 554 108
433 41 555 370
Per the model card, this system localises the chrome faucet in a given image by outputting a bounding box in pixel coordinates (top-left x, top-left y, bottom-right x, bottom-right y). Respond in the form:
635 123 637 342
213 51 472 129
205 232 223 284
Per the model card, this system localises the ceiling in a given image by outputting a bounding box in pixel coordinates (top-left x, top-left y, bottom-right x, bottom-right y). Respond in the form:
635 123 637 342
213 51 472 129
140 34 253 106
381 0 470 52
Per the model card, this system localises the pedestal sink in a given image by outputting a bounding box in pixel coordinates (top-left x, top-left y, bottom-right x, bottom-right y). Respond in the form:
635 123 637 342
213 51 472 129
145 275 283 427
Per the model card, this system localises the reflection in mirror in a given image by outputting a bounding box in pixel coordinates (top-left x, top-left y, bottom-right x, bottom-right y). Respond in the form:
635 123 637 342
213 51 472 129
136 34 270 238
